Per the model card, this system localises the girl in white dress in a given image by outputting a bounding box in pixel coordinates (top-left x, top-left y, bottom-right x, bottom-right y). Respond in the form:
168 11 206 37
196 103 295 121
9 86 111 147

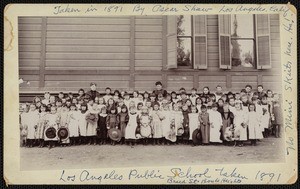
37 105 48 147
247 103 263 146
161 104 172 145
151 102 164 145
44 106 60 149
78 104 88 144
188 106 199 143
125 106 139 147
68 104 80 145
24 104 40 147
233 102 247 146
208 103 223 144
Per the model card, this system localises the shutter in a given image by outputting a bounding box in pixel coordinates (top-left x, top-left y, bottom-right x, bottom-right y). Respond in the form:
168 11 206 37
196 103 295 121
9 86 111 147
256 14 271 69
193 15 207 69
166 16 177 69
218 15 231 69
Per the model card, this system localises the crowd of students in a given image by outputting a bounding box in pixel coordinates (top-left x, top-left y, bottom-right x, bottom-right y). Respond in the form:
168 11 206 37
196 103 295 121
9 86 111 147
19 81 283 149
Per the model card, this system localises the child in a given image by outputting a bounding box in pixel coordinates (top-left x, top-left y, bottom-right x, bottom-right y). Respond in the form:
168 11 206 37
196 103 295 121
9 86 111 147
181 104 190 143
220 103 234 145
86 103 99 145
116 98 125 113
87 99 94 110
97 106 108 145
117 105 129 144
260 96 271 138
185 99 193 112
151 102 164 145
171 91 178 104
77 88 85 101
149 93 157 107
42 92 50 105
217 99 224 114
190 88 199 106
228 97 236 114
103 87 113 103
25 104 39 147
180 92 189 105
172 104 184 144
68 104 80 146
209 103 223 144
123 92 131 108
106 106 119 146
247 103 263 146
188 106 200 146
78 104 88 145
233 102 247 147
37 105 48 147
272 100 282 138
195 97 202 113
97 97 106 112
113 90 121 104
59 104 70 146
106 98 116 112
161 104 172 145
132 90 140 107
199 105 210 145
125 106 139 147
215 85 223 101
137 106 153 145
44 106 60 149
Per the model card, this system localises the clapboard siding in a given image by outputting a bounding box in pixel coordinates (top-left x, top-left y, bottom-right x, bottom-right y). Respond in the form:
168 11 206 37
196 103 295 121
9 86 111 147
135 16 163 70
18 15 282 95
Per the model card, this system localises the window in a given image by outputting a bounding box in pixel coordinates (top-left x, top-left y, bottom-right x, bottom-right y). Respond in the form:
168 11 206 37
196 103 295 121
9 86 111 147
231 15 255 68
177 15 192 67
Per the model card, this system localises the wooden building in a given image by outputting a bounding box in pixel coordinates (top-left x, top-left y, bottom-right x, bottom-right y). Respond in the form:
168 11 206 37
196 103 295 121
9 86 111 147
19 14 281 102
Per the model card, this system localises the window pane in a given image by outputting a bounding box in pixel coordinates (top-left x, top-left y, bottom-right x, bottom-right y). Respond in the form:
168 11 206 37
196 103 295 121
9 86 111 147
231 40 254 67
231 15 254 38
177 15 191 36
177 38 192 66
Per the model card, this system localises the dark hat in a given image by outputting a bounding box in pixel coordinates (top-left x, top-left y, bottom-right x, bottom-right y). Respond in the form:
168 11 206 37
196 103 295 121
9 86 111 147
245 84 252 89
57 127 69 140
108 128 122 142
90 82 97 86
192 129 202 144
177 127 184 136
155 81 162 86
45 127 57 139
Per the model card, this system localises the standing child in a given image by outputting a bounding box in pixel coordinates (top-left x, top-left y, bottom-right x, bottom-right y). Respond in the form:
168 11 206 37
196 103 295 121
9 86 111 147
260 96 271 138
188 106 200 146
106 98 116 113
78 104 88 145
97 106 108 145
86 103 99 145
137 106 153 145
199 105 210 145
97 97 106 112
221 103 234 145
209 103 223 144
233 102 247 147
123 92 131 108
37 105 48 147
181 104 190 144
68 104 80 146
44 106 60 149
190 88 199 106
25 104 40 147
172 104 184 144
59 105 70 146
272 100 282 138
161 104 172 145
106 106 119 146
195 97 202 113
117 105 129 144
103 87 113 103
125 106 139 147
247 103 263 146
151 102 164 145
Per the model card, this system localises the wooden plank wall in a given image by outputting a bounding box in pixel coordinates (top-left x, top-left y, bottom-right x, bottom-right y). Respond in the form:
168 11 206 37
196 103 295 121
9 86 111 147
19 15 281 96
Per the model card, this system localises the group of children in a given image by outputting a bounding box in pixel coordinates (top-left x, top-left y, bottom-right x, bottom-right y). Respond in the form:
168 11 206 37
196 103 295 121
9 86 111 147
19 82 283 149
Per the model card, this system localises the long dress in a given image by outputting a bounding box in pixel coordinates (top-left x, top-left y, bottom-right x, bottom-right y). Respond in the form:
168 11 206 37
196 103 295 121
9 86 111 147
161 110 171 138
106 114 119 129
151 110 163 138
172 111 183 136
182 110 190 140
247 111 263 139
221 111 234 141
68 110 80 137
209 110 223 143
199 112 210 144
188 113 199 140
137 113 152 138
118 113 129 137
233 109 247 141
44 113 60 141
78 111 88 136
97 114 108 139
37 112 48 139
86 110 99 136
25 110 39 140
125 112 138 140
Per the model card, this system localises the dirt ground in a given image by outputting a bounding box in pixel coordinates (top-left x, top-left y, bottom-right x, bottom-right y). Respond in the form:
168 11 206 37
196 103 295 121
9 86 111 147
20 137 285 170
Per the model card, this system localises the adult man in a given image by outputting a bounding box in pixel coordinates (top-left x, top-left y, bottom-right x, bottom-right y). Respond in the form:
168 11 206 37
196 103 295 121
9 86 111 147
86 82 101 101
152 81 167 98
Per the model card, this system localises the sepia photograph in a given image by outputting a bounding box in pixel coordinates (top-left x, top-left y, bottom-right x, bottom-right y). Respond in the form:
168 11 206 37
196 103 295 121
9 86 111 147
18 13 286 171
